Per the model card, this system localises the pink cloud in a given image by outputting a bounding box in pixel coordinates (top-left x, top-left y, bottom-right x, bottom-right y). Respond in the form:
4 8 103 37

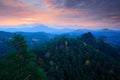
0 0 120 29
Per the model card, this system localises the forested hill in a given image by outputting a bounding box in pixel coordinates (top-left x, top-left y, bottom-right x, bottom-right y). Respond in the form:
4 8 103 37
0 32 120 80
64 29 120 46
33 32 120 80
0 31 54 54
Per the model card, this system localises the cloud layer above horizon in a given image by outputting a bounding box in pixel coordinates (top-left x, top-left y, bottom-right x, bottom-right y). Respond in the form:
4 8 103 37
0 0 120 28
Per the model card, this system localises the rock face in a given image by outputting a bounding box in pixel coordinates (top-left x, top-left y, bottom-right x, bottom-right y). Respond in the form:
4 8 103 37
81 32 95 45
81 32 94 39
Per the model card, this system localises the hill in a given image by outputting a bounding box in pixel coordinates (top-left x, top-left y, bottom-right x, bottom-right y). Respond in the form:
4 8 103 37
33 32 120 80
65 29 120 46
0 31 55 55
0 32 120 80
0 24 74 34
1 25 120 46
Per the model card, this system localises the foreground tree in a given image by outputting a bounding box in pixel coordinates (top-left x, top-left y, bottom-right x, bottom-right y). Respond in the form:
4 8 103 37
0 34 46 80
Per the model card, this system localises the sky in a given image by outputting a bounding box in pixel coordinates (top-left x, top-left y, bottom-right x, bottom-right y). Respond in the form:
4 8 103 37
0 0 120 29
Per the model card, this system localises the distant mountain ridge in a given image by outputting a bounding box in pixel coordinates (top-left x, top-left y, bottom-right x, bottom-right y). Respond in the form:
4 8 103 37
0 24 74 34
65 29 120 46
0 29 120 56
0 25 120 46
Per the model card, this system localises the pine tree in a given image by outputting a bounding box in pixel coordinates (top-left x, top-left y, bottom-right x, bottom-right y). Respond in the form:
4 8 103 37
0 34 46 80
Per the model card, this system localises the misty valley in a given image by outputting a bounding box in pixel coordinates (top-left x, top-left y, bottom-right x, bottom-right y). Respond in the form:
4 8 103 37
0 28 120 80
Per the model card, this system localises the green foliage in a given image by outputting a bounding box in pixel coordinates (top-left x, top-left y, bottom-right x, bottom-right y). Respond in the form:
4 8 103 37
0 34 46 80
33 35 120 80
0 33 120 80
10 34 27 54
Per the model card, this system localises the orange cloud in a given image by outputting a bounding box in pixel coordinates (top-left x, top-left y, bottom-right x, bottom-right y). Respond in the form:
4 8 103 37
0 0 120 29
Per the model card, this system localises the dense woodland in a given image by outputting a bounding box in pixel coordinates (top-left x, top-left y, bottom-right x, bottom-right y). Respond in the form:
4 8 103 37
0 32 120 80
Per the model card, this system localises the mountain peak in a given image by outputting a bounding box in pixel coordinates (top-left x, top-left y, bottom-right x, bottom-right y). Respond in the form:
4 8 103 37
81 32 94 39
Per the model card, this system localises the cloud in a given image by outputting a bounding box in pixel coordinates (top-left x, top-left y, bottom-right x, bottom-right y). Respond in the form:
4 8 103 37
0 0 120 28
0 0 31 18
43 0 120 27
